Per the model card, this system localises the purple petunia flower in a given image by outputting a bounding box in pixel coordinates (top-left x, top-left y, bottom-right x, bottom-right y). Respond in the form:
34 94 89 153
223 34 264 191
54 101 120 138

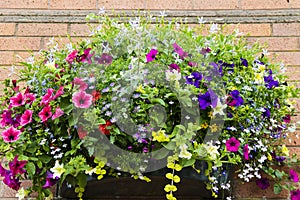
275 156 286 162
146 49 158 63
290 189 300 200
256 178 270 190
96 53 113 65
3 173 21 190
262 108 271 118
240 58 248 67
289 169 299 182
200 47 211 55
264 75 279 89
169 63 180 72
186 72 202 88
227 90 244 107
9 156 27 176
218 60 234 73
173 43 188 59
43 171 59 189
283 114 291 123
198 89 218 110
225 137 240 152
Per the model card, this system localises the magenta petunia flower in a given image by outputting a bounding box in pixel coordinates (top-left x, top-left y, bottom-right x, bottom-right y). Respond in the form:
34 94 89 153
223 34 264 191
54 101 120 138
96 53 113 65
169 63 180 72
20 109 33 126
43 171 59 189
243 144 249 160
3 173 21 190
9 156 27 176
52 107 64 120
40 88 54 105
1 127 21 143
289 169 299 182
172 43 188 59
53 86 64 100
73 77 88 91
0 110 13 128
78 48 93 64
24 93 36 104
256 177 270 190
291 189 300 200
38 105 52 122
72 91 93 109
146 49 158 63
225 137 240 152
66 50 78 64
10 93 24 107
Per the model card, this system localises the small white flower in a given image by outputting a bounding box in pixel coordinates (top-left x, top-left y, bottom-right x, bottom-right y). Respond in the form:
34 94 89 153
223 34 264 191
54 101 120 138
98 7 105 14
50 160 66 178
178 144 192 159
209 23 219 33
165 70 181 81
258 155 267 163
198 17 207 24
159 10 167 17
85 168 96 175
16 188 28 200
212 98 227 116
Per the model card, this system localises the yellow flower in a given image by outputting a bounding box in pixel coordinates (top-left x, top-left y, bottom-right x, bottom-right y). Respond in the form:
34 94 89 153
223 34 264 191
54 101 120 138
164 184 177 192
209 124 218 132
136 84 145 94
267 153 273 161
200 122 209 129
166 193 177 200
282 145 289 156
152 129 170 142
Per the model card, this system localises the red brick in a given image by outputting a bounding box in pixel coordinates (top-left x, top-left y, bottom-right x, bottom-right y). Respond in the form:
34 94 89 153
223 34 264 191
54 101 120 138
247 37 300 51
70 24 92 37
50 0 97 9
0 37 41 51
193 0 238 10
0 23 15 36
240 0 290 9
272 52 300 67
285 129 300 146
0 51 14 65
98 0 145 10
289 0 300 8
273 23 300 37
146 0 193 10
0 0 48 9
17 23 68 36
0 65 20 81
226 24 272 36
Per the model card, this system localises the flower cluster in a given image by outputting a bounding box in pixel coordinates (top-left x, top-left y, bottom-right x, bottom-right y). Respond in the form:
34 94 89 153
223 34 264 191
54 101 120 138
0 13 299 200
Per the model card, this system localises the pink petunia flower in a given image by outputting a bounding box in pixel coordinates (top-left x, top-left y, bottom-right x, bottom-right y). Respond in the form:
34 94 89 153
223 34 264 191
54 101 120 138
72 91 92 109
290 169 299 182
225 137 240 152
146 49 158 63
38 105 52 122
20 110 33 126
53 86 64 100
78 48 93 64
66 50 78 64
243 144 249 160
73 78 88 91
52 107 64 120
40 88 54 105
10 93 24 107
1 127 21 143
24 93 36 104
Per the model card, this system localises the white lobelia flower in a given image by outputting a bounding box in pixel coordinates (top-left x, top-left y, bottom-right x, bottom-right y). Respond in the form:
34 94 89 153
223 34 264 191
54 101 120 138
178 144 192 159
50 160 66 178
16 188 28 200
212 98 227 116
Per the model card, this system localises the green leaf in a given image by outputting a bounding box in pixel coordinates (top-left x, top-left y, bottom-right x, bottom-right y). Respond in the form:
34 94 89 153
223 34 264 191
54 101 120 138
152 98 166 106
68 116 78 127
273 183 282 194
181 158 195 167
38 155 52 164
77 173 88 188
26 143 38 153
151 149 170 160
25 162 36 177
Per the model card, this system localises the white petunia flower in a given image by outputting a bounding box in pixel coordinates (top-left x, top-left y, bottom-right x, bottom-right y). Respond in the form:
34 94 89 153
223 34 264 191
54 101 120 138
50 160 66 178
178 144 192 159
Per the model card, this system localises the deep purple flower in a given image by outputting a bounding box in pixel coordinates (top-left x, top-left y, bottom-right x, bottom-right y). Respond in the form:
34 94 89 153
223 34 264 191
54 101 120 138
256 178 270 190
243 144 249 160
275 156 286 162
169 63 180 72
186 72 202 88
0 110 14 128
96 53 113 65
9 156 27 176
188 61 197 67
218 60 234 73
283 114 291 123
262 108 271 118
240 58 248 67
210 62 223 76
198 89 218 110
200 47 211 55
78 48 93 64
264 75 279 89
225 137 240 152
289 169 299 182
0 164 7 176
227 90 244 107
43 171 59 188
173 43 188 59
146 49 158 63
227 112 233 118
290 189 300 200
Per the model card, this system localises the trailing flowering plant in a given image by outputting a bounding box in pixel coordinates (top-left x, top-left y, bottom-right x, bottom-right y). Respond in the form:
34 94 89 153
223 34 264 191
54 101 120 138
0 13 300 200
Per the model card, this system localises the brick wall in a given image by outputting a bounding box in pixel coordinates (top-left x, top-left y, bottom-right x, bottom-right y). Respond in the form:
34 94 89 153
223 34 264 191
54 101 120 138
0 0 299 199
